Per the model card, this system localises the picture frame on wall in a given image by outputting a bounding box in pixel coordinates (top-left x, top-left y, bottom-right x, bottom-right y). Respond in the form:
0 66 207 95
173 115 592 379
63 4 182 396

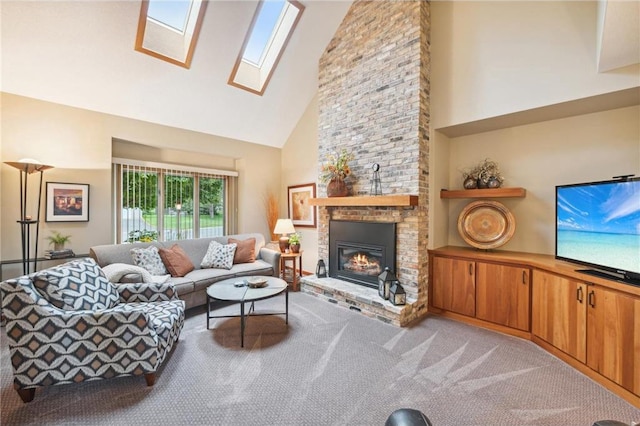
46 182 90 222
288 183 316 228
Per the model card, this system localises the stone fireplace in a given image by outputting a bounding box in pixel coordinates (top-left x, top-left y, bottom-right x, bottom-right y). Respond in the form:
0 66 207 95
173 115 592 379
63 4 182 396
300 0 431 327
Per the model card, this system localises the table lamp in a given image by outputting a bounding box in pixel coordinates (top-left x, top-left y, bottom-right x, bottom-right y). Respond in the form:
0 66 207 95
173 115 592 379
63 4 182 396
273 218 295 253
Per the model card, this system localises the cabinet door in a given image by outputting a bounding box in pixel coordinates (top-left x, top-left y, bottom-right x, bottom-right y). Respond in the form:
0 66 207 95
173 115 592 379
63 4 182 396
431 256 475 317
531 271 587 362
587 287 640 396
476 262 531 331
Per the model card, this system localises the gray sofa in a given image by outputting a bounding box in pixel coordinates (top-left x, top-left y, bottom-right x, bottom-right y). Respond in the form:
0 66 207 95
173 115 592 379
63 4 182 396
90 233 281 310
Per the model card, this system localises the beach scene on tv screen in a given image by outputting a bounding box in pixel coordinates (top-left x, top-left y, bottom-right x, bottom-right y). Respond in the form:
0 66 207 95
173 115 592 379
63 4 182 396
557 180 640 274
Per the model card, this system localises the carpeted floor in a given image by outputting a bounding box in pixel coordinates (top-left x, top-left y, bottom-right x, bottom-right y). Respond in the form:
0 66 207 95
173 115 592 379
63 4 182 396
2 292 639 426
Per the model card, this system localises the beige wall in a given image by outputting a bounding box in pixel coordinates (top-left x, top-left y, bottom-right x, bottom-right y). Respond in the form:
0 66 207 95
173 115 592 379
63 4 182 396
428 1 640 254
430 1 640 129
280 95 319 273
1 93 281 279
431 105 640 254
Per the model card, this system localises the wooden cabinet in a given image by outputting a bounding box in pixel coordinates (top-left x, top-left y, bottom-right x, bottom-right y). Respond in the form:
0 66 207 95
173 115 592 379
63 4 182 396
430 246 640 407
532 269 640 398
430 254 530 330
476 263 530 331
532 270 587 363
431 256 475 317
586 286 640 396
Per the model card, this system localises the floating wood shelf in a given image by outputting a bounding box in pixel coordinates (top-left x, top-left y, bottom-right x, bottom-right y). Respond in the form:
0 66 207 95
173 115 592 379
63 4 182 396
440 187 526 199
309 195 418 207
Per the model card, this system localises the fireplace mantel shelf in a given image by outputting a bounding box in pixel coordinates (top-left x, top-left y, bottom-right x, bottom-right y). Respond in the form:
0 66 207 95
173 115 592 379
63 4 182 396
309 195 418 207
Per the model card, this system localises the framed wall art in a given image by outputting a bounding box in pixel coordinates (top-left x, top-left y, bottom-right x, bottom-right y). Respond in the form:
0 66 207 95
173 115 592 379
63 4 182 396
46 182 90 222
288 183 316 228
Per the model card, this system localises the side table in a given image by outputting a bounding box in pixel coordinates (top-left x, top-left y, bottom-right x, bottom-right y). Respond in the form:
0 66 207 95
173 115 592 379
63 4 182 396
280 251 302 291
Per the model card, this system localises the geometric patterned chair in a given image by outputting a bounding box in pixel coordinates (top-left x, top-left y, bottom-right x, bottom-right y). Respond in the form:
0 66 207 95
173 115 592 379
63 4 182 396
0 257 185 403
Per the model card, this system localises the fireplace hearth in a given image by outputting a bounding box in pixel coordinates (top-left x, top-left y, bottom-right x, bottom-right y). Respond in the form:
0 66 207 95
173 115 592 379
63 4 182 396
329 220 396 288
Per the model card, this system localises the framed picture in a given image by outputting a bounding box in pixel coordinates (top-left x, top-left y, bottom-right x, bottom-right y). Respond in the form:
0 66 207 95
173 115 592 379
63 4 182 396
288 183 316 228
46 182 90 222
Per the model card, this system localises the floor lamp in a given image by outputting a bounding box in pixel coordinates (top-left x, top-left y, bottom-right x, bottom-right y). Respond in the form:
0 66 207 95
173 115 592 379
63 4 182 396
4 159 54 275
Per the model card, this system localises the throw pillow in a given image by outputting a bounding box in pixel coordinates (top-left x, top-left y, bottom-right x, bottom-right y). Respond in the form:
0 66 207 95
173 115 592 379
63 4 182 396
229 237 256 264
200 241 237 270
130 245 168 275
32 258 120 311
159 244 195 277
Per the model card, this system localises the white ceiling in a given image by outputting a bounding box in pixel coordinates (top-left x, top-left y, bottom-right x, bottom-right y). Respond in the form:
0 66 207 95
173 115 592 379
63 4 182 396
1 1 637 149
0 0 353 148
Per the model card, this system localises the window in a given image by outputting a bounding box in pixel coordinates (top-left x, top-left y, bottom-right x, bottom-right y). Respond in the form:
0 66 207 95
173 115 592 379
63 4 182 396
228 0 305 95
135 0 207 68
113 159 237 243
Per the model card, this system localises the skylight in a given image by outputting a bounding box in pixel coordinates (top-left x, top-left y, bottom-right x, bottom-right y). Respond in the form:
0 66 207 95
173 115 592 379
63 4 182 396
243 1 287 66
147 0 192 33
135 0 207 68
229 0 305 96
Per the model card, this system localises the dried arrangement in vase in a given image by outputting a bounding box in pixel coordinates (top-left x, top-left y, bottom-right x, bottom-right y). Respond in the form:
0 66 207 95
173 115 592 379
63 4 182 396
461 158 505 189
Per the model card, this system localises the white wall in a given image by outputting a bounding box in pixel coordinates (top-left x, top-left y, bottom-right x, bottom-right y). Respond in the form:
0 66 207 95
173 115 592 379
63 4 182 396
281 95 319 273
430 1 640 130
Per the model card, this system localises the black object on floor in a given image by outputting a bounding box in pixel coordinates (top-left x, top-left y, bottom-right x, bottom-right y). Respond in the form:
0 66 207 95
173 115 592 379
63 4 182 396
592 421 629 426
385 408 433 426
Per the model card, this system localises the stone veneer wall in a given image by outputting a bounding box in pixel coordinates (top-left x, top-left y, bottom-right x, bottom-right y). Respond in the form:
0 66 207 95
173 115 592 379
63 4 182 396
311 0 431 325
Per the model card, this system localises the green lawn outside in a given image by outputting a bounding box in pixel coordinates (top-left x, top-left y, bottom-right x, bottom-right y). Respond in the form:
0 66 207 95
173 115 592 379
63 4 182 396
142 214 223 228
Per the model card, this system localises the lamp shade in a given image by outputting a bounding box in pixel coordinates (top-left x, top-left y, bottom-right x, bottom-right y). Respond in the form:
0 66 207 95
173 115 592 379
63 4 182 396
274 218 295 235
4 158 53 174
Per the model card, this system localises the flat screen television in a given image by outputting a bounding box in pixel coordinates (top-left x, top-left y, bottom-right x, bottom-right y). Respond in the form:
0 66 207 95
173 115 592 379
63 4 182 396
555 176 640 286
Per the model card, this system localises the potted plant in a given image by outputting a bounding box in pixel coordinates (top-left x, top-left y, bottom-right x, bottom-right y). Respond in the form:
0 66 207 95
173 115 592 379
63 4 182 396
47 231 71 251
320 148 354 197
288 233 301 253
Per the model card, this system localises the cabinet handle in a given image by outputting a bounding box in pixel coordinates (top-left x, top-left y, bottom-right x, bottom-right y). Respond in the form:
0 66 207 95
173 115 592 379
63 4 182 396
577 287 583 303
469 263 473 276
588 290 595 308
522 270 527 284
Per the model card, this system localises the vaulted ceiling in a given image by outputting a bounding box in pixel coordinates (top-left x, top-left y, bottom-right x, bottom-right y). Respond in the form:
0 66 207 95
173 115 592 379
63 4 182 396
1 1 637 149
0 1 352 148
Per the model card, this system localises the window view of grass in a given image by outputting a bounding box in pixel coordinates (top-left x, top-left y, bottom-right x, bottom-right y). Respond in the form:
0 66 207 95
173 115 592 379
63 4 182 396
142 213 223 227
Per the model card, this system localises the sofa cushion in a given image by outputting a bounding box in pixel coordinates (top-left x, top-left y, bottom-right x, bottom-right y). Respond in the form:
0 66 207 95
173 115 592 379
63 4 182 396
200 241 237 270
229 237 256 264
32 258 120 311
159 244 195 277
131 246 168 275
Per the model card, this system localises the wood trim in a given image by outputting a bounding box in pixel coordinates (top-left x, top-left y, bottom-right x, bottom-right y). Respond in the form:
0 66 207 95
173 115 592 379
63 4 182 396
429 246 640 297
428 306 533 340
533 336 640 408
440 187 526 199
134 0 208 69
309 195 418 207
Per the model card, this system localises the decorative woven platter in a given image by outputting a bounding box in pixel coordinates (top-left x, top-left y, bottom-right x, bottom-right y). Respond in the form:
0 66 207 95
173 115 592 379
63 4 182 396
247 277 268 288
457 200 516 249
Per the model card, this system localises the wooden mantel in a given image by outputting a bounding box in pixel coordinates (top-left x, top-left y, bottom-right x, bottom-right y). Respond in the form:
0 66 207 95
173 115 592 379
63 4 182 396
309 195 418 207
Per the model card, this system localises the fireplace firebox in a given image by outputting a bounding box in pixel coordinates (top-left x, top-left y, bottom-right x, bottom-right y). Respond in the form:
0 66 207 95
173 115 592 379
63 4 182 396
329 220 396 288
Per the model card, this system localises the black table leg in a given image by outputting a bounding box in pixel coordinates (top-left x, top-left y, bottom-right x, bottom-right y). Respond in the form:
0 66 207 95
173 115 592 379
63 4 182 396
285 286 289 324
206 296 210 330
240 302 245 348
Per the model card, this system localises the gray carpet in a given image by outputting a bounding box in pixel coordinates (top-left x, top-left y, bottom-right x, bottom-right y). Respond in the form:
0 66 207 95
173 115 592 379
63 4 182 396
2 292 639 426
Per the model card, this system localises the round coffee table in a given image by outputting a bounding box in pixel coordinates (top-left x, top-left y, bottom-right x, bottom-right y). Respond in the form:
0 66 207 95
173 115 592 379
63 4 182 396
206 276 288 347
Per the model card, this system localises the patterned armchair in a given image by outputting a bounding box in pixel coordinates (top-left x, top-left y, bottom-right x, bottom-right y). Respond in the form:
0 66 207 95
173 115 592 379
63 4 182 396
0 257 184 403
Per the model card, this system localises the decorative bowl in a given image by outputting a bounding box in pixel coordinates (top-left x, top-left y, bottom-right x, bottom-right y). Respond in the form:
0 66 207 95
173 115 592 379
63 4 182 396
246 277 268 288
